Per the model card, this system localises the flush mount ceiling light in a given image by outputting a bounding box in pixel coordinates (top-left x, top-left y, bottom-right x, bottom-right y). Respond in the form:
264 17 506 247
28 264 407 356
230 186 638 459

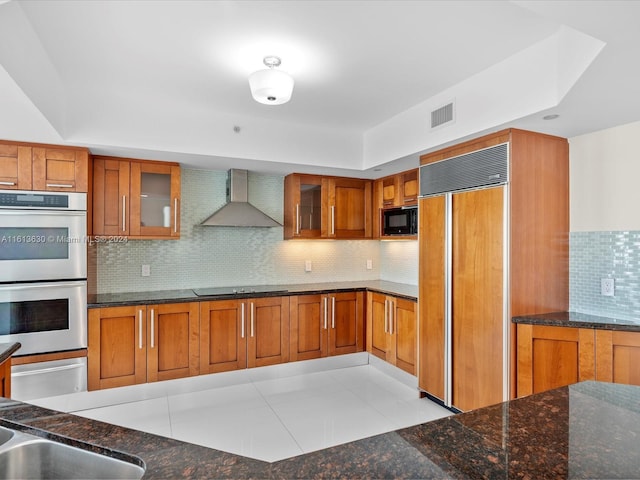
248 56 294 105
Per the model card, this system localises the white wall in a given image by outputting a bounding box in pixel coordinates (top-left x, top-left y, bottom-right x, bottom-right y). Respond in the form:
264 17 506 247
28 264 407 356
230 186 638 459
570 120 640 232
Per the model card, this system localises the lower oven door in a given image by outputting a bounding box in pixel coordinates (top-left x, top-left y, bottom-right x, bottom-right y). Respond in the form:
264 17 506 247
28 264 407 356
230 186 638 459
0 280 87 355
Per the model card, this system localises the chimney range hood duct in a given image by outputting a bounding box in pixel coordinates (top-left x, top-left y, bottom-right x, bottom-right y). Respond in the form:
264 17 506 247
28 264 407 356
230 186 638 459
200 169 282 227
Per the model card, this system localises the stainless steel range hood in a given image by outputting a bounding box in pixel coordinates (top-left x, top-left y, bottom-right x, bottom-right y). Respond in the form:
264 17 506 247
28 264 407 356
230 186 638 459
199 169 282 227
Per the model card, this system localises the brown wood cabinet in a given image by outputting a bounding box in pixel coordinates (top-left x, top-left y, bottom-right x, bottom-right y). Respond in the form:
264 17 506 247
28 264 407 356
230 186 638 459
0 142 32 190
88 302 199 390
290 292 364 361
419 129 569 411
367 292 416 375
0 356 11 398
0 140 90 192
33 146 89 192
372 168 418 238
200 296 290 374
595 330 640 386
93 156 180 239
284 173 372 239
516 324 595 397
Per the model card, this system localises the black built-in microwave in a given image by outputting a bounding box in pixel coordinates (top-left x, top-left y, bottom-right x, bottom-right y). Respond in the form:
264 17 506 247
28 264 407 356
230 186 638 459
382 206 417 236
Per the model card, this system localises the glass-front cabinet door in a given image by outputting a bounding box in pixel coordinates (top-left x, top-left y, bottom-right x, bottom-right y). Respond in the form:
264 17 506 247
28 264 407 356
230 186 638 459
130 161 180 238
284 174 324 239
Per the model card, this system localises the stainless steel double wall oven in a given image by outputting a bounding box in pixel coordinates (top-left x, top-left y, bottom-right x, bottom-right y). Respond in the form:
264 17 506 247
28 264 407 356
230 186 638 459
0 189 87 399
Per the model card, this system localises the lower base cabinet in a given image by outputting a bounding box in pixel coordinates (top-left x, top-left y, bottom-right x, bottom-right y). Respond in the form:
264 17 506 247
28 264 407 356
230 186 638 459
366 293 417 375
0 357 11 398
199 296 290 374
289 292 364 361
88 302 199 390
517 324 640 397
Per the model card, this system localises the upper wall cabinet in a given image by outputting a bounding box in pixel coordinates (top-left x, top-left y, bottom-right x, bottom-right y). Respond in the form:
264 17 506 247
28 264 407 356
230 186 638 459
0 140 90 192
93 156 180 239
284 173 372 240
372 168 418 239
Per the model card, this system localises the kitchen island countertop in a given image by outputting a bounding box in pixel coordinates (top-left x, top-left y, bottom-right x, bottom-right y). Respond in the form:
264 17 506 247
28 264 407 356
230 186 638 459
88 280 418 308
2 380 640 478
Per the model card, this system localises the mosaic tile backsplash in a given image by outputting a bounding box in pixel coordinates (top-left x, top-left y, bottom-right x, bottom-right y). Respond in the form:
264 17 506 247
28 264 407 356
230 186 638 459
570 231 640 323
95 169 418 293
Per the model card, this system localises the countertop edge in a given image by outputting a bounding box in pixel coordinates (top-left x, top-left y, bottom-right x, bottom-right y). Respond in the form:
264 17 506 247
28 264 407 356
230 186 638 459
513 311 640 332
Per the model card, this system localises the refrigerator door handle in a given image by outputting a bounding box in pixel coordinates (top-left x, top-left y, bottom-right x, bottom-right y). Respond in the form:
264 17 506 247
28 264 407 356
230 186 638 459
444 192 453 408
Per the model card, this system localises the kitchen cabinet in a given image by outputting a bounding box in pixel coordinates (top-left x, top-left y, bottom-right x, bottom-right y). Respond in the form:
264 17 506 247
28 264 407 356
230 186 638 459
92 156 180 239
366 292 416 375
0 142 32 190
200 296 290 374
516 324 595 397
0 356 11 398
372 168 418 238
88 302 199 390
595 330 640 386
419 129 569 411
289 292 364 361
32 146 89 192
284 173 372 239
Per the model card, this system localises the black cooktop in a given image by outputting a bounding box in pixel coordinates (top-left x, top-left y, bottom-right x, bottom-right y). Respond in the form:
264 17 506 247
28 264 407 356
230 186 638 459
192 286 289 296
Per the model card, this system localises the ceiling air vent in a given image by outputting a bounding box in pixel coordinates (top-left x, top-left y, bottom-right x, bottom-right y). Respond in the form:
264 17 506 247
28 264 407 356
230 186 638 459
431 102 454 128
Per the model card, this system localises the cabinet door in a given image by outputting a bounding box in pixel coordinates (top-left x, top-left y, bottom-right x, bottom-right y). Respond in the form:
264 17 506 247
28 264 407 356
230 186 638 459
130 161 180 238
283 174 324 239
290 294 328 361
401 170 418 205
381 176 399 207
328 291 364 356
517 324 595 397
595 330 640 386
392 298 417 375
0 143 32 190
32 147 89 192
92 157 130 236
147 302 199 382
327 178 372 239
367 292 389 361
88 306 147 390
199 300 246 374
418 195 446 401
452 186 505 411
247 296 290 368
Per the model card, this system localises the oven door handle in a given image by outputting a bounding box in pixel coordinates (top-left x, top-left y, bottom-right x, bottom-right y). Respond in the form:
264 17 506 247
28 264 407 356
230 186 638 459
0 280 87 292
11 363 84 377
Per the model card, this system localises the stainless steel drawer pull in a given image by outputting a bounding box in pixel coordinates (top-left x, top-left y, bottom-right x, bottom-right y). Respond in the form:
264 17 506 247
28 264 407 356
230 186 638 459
331 297 336 329
0 181 16 186
324 297 328 329
122 196 126 231
241 303 245 338
174 198 178 233
150 309 155 348
46 183 74 188
295 204 300 235
384 299 388 333
138 310 143 349
250 302 255 338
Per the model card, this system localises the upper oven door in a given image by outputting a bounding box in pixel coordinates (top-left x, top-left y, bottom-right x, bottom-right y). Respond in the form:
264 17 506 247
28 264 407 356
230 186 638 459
0 209 87 283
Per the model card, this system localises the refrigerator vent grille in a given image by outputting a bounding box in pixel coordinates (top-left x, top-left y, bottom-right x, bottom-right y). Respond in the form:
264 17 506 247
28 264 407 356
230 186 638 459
419 143 509 197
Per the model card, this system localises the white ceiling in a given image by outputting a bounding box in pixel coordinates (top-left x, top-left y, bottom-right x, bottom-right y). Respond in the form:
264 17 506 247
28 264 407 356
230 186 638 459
0 0 639 177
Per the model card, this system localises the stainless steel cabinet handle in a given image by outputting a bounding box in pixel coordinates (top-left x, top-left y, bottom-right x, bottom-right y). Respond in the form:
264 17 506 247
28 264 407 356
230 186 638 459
138 310 143 349
174 198 178 233
46 183 73 188
295 204 300 235
323 297 328 329
122 196 126 232
0 181 16 186
241 303 245 338
150 309 155 348
384 299 388 333
250 302 255 338
330 206 335 235
331 296 336 329
389 300 394 335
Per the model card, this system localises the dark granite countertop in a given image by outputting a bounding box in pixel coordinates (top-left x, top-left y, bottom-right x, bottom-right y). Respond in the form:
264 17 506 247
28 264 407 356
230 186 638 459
88 280 418 308
513 311 640 332
0 342 21 364
1 381 640 478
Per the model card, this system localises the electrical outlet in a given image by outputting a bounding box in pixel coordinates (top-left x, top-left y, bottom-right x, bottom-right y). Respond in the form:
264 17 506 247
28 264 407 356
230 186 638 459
304 260 312 272
142 264 151 277
366 259 373 270
601 278 614 296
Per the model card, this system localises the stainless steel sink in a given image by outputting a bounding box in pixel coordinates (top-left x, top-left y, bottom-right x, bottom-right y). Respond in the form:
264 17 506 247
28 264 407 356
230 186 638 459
0 426 145 479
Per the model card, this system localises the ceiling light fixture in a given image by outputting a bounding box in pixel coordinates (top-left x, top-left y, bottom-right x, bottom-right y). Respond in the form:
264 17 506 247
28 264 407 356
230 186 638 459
248 56 294 105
